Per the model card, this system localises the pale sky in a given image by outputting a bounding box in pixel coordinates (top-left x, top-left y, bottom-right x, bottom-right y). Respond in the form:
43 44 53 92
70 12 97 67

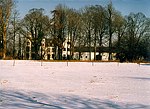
16 0 150 18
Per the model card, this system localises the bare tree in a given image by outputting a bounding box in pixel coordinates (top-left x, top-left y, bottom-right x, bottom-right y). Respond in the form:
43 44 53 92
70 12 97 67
114 13 126 49
0 0 13 59
22 8 50 60
90 5 107 60
105 2 123 60
51 4 67 60
81 6 94 60
106 2 114 60
66 8 81 59
7 8 20 59
122 12 150 61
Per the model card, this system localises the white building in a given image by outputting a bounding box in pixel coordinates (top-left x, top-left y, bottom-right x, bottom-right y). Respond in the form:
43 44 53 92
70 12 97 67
73 51 116 61
25 36 117 61
25 38 32 60
40 39 54 60
25 38 54 60
62 37 71 59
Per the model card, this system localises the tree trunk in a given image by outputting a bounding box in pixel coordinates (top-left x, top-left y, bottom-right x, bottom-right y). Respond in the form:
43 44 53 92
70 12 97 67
58 47 62 60
108 3 113 61
88 30 91 61
94 33 97 60
99 33 103 60
13 20 16 59
108 33 112 60
3 26 7 59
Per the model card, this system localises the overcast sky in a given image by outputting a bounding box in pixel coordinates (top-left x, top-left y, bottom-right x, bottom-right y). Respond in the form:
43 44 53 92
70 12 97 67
16 0 150 18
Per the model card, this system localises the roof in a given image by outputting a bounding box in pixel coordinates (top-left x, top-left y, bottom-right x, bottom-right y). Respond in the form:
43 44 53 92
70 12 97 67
74 47 117 53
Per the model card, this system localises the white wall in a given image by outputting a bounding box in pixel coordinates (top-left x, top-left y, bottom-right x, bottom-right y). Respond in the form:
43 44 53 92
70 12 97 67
74 52 116 61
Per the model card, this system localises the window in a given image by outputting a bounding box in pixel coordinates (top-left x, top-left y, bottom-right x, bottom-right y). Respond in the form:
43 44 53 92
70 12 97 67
52 54 54 59
27 42 30 46
67 48 70 51
47 54 50 60
47 48 50 52
26 47 30 52
52 48 55 52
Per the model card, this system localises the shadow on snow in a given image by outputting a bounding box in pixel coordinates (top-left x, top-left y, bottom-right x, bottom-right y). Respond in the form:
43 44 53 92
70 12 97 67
139 63 150 66
0 89 150 109
126 77 150 81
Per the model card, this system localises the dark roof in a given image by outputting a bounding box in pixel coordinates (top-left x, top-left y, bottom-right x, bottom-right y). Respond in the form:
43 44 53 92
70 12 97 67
74 47 117 53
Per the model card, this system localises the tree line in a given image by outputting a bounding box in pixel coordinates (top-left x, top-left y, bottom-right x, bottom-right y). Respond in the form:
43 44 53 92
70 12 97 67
0 0 150 62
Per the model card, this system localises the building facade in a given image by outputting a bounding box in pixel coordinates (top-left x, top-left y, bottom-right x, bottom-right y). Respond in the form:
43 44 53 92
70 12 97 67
25 36 116 61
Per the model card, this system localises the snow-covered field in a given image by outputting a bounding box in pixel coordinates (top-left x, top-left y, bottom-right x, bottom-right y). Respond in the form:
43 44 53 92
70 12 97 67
0 60 150 109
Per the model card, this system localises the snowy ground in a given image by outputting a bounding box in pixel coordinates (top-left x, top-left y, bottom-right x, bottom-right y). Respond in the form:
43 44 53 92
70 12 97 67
0 60 150 109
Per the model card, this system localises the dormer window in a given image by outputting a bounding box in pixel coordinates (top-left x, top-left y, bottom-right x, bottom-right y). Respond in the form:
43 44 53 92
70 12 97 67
27 42 30 46
47 48 50 52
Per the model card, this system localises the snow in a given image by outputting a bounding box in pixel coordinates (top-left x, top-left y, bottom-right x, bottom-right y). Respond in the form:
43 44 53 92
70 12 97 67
0 60 150 109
